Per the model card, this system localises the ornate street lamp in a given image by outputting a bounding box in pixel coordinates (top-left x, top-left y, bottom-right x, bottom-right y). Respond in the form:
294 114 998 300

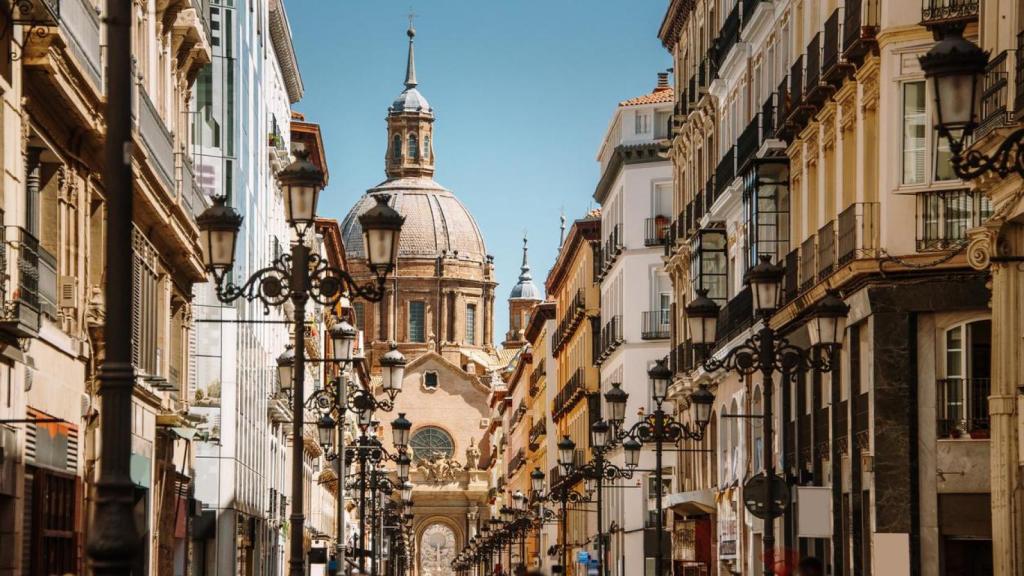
531 467 545 496
278 151 324 235
807 292 851 348
746 255 785 316
330 320 358 362
196 195 244 281
557 436 575 476
391 412 412 451
317 414 335 450
380 344 407 398
276 346 295 393
685 289 720 346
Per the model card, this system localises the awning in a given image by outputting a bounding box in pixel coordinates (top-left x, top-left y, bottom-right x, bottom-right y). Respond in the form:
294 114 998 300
662 489 715 515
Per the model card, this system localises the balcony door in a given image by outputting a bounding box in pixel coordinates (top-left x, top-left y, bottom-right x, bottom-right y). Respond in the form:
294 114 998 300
938 319 991 438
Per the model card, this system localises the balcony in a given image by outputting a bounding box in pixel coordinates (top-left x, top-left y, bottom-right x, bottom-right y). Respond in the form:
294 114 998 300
704 177 716 212
804 33 833 107
508 448 526 478
0 228 44 338
783 248 800 304
715 147 736 197
1017 33 1024 116
741 0 768 31
715 4 741 69
937 378 990 439
837 202 880 265
645 216 672 247
688 74 698 106
787 56 813 130
641 310 671 340
529 361 547 396
598 315 624 362
843 0 880 64
775 78 793 141
976 50 1014 140
599 223 623 277
553 288 587 354
816 221 836 282
916 189 993 251
137 88 176 193
822 8 852 85
737 116 760 174
799 235 817 292
921 0 978 30
178 153 208 219
59 0 103 89
715 287 752 346
529 419 547 450
552 368 586 421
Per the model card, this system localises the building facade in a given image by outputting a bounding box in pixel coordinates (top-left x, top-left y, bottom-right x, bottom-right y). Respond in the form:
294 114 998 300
593 74 677 576
661 0 1001 575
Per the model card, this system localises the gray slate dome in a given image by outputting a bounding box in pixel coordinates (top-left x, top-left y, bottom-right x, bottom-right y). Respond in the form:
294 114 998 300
341 177 488 263
391 87 431 114
509 236 541 300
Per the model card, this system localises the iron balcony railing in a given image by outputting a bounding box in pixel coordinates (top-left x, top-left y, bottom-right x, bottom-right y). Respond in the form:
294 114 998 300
799 235 817 292
977 50 1013 140
1017 32 1024 116
816 220 836 282
806 33 823 94
716 3 741 68
916 189 993 251
737 115 760 174
822 8 850 84
783 248 800 304
529 360 547 390
138 87 175 193
788 55 806 129
843 0 880 63
508 448 526 478
599 315 624 361
741 0 767 30
641 310 671 340
715 286 752 346
552 368 586 421
937 378 991 439
552 288 587 353
775 78 792 140
601 223 623 275
704 177 716 211
837 202 880 265
0 227 44 338
921 0 979 27
529 419 546 450
715 147 736 197
688 74 698 105
644 216 672 247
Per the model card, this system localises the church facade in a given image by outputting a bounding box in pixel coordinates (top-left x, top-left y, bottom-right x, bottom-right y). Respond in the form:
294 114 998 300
340 25 516 576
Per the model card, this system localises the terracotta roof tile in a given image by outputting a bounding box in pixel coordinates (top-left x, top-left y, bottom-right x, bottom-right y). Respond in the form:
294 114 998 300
619 87 675 107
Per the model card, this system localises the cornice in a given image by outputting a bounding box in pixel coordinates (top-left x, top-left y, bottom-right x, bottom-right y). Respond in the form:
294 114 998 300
269 0 304 103
593 142 669 204
659 0 696 49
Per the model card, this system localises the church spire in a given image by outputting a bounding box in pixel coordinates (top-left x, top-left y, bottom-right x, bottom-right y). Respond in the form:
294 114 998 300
518 235 532 283
509 234 540 301
405 21 418 88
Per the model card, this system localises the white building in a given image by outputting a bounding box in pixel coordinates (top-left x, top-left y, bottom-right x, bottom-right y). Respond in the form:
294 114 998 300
593 74 675 575
189 0 310 573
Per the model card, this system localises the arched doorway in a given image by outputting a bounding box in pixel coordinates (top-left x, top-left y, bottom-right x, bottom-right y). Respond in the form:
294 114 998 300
419 522 456 576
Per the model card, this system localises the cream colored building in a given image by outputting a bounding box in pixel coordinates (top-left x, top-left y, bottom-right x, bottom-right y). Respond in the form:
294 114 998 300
661 0 1003 575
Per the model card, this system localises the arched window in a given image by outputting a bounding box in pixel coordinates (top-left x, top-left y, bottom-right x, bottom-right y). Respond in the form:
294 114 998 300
410 426 454 460
392 134 402 159
408 134 419 159
423 135 431 159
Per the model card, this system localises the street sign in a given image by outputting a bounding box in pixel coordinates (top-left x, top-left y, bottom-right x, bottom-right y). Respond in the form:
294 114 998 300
743 472 789 520
576 550 591 564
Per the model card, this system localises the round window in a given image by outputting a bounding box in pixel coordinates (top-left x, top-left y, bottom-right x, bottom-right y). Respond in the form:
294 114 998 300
409 426 454 461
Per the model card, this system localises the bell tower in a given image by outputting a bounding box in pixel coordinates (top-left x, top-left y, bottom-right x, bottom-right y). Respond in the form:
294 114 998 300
503 235 542 348
385 24 435 179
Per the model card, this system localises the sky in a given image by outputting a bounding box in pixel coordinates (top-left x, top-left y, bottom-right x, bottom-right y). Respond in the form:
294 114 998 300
287 0 671 341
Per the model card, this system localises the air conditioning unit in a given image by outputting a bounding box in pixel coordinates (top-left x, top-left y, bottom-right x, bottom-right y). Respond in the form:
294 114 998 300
59 276 78 309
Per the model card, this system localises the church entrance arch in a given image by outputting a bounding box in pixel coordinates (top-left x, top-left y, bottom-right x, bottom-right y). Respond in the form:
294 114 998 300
418 522 457 576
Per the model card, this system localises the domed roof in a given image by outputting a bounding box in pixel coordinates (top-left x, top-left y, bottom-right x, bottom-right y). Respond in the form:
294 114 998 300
341 177 488 263
509 236 541 300
391 87 431 114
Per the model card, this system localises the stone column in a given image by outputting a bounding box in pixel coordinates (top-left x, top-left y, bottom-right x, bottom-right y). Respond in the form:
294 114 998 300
970 223 1024 576
467 505 479 538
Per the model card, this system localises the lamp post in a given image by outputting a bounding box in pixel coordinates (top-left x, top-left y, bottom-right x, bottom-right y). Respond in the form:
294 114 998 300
195 153 404 576
530 467 592 575
559 420 634 576
685 256 849 576
918 24 1024 180
600 360 713 576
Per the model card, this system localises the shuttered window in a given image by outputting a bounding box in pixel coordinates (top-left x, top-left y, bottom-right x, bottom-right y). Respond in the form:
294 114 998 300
132 226 160 375
408 301 425 343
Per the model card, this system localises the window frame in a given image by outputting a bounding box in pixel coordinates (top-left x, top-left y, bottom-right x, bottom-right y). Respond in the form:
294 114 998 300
899 79 959 188
690 228 728 304
465 303 477 345
408 301 426 343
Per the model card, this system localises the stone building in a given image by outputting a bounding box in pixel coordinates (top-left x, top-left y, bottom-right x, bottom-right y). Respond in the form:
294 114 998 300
0 0 210 574
660 0 997 575
340 24 507 576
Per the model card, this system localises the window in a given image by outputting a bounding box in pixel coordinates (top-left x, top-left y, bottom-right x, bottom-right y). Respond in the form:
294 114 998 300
465 304 477 345
691 229 728 303
635 112 650 134
916 189 993 251
744 160 790 271
409 426 454 460
654 110 671 139
423 135 430 159
408 134 419 159
132 227 160 376
392 134 402 159
352 302 365 331
645 472 672 527
423 371 439 390
938 320 991 438
409 301 426 343
902 81 957 185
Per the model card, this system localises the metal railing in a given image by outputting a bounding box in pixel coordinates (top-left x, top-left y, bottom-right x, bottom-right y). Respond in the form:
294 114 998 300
138 87 176 192
529 419 546 448
737 115 760 173
775 78 791 140
0 227 43 337
822 8 846 83
806 33 822 93
799 235 817 292
783 248 800 304
937 377 991 438
916 189 993 251
641 310 671 340
715 147 736 196
837 202 880 265
977 50 1013 139
716 4 741 68
843 0 880 62
816 220 836 282
552 368 586 420
60 0 103 89
921 0 979 26
645 216 672 247
599 315 624 360
741 0 767 30
715 287 752 345
789 55 805 116
1017 32 1024 116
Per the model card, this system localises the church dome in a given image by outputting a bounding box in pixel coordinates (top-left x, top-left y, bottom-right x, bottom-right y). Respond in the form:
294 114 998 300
341 177 488 263
391 87 431 114
509 236 541 300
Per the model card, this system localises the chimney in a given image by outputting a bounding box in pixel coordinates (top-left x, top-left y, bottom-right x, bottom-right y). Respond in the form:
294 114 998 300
656 72 670 91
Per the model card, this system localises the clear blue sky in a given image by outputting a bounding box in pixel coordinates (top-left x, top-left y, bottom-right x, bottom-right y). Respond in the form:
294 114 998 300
287 0 671 341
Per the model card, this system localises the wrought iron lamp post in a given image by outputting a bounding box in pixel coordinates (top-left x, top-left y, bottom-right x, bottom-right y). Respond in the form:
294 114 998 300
600 360 714 576
918 25 1024 181
684 256 849 576
194 152 404 576
530 466 593 575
